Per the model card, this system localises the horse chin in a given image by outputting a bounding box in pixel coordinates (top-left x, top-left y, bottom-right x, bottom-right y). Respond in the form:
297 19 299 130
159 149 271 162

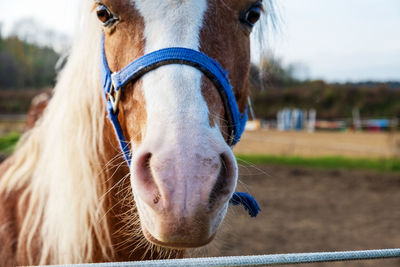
142 226 216 249
138 211 222 249
136 199 228 249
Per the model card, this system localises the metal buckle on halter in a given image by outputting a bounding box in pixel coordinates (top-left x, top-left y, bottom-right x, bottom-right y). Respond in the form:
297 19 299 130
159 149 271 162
107 84 121 114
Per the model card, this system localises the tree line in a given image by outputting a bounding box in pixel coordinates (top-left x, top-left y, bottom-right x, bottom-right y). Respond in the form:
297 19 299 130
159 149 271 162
0 34 59 90
0 23 398 119
249 56 400 120
0 20 62 90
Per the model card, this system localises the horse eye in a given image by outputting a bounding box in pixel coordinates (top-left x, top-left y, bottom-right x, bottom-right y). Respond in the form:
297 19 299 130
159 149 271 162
96 5 114 25
240 3 262 28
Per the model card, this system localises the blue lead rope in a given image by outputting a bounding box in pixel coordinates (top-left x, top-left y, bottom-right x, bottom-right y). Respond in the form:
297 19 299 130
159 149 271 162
230 192 261 217
100 36 260 217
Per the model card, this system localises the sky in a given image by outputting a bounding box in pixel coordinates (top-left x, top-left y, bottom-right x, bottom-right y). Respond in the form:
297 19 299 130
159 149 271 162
270 0 400 82
1 0 399 82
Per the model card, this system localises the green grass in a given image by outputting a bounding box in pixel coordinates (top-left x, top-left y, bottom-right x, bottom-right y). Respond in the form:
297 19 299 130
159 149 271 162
0 132 20 155
236 154 400 173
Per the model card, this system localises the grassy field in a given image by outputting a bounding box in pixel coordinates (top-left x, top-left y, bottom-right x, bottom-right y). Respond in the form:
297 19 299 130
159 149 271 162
236 154 400 173
0 132 20 157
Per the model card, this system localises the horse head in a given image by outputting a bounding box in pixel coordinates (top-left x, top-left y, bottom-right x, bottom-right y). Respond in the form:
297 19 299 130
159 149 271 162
99 0 264 249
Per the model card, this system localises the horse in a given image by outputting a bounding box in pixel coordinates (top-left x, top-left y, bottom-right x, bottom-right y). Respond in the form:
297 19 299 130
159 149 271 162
0 0 274 265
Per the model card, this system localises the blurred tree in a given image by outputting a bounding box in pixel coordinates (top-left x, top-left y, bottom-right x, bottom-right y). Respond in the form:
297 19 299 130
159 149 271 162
0 19 61 90
248 54 400 120
250 53 302 91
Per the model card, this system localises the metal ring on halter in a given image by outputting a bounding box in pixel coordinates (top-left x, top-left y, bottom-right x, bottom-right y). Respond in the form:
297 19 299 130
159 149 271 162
107 85 121 114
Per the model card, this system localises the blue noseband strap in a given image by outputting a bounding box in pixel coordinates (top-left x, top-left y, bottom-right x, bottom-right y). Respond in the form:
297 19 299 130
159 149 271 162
100 36 259 217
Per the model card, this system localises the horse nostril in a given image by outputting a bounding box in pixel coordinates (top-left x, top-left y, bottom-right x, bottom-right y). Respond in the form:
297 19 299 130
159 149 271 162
208 153 235 211
137 152 152 179
134 152 162 206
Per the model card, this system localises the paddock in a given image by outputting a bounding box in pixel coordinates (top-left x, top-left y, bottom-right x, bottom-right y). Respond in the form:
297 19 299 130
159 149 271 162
196 163 400 266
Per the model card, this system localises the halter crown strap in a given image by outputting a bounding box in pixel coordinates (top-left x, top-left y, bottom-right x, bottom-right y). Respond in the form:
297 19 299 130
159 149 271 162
100 36 259 217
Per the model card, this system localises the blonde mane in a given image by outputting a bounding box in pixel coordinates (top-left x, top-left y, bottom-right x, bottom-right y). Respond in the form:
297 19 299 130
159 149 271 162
0 2 115 264
0 1 276 265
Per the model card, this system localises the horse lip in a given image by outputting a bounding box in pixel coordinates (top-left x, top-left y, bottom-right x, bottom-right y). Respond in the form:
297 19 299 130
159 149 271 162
142 226 216 249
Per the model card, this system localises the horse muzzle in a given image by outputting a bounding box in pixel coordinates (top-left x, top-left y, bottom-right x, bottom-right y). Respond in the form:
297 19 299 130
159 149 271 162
130 129 237 248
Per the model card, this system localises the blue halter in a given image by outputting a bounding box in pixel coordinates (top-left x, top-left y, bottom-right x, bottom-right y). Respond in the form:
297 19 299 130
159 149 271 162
100 36 260 217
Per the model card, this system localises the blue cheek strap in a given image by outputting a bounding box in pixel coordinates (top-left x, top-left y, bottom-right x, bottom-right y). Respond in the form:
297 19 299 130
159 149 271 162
100 36 260 217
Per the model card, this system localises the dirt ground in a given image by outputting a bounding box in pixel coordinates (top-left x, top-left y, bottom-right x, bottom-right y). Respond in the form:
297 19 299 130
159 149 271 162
234 130 400 158
193 164 400 267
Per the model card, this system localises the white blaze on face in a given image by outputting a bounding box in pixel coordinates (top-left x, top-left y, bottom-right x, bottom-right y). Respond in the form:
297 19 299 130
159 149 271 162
130 1 237 244
132 0 210 134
